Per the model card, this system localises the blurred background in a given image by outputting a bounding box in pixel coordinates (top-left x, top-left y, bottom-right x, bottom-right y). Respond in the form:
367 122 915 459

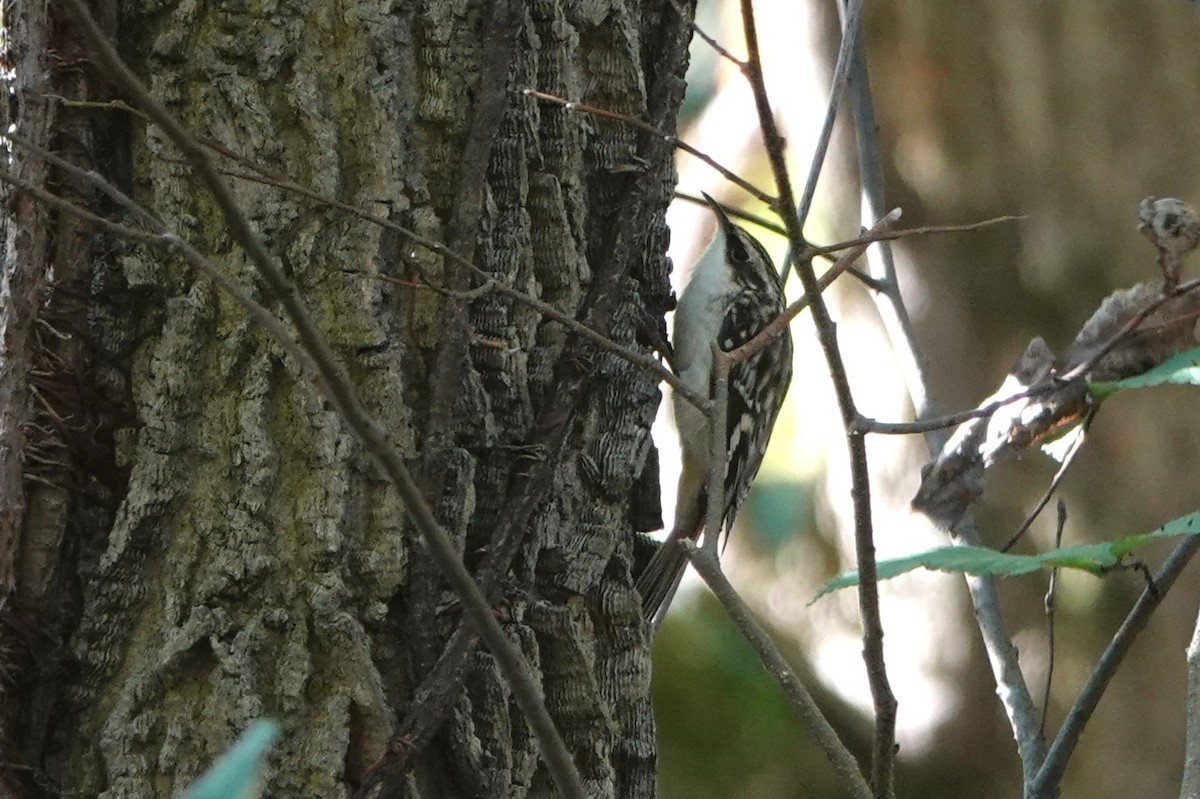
651 1 1200 797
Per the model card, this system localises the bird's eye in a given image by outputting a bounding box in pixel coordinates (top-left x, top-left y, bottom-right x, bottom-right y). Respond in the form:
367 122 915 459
728 236 751 265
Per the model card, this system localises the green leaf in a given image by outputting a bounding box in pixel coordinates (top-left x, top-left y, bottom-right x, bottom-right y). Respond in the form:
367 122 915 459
1089 347 1200 399
810 511 1200 603
181 719 280 799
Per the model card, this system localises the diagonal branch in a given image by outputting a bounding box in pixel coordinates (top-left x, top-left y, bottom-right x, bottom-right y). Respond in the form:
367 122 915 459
60 1 586 794
781 0 863 283
737 0 896 793
831 0 1045 780
184 144 716 415
683 541 873 799
523 88 776 207
1027 533 1200 798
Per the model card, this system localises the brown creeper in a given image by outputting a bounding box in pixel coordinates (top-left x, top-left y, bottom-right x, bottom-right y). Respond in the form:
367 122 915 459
637 194 793 628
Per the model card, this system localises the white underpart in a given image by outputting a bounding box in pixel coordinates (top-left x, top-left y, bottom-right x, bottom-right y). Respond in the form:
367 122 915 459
670 223 733 526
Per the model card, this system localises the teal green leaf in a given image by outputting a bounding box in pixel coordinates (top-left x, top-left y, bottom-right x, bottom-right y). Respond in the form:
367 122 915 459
1089 347 1200 399
811 511 1200 603
181 719 280 799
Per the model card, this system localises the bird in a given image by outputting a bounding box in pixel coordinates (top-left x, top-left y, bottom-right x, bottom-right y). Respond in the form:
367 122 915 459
637 193 794 630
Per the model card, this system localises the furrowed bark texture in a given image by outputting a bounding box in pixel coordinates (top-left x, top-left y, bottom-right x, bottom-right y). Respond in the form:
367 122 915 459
9 1 688 796
1 2 133 796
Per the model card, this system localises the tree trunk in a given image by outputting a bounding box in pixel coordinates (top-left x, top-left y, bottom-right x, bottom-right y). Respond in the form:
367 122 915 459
1 1 690 796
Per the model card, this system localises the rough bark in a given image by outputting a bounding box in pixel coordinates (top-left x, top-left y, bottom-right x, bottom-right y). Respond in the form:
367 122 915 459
1 2 134 796
2 0 689 796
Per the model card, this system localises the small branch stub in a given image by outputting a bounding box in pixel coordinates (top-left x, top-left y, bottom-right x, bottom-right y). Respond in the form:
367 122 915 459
1137 196 1200 289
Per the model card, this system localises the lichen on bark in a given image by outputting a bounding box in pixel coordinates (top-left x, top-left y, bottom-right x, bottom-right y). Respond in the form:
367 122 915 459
33 0 688 796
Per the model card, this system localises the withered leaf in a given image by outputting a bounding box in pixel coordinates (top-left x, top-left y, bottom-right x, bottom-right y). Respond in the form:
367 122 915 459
913 281 1200 530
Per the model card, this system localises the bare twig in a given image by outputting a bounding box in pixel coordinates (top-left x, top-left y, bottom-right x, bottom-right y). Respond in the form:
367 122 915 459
209 143 1010 429
674 191 788 235
703 349 730 558
218 152 1012 431
367 272 707 412
664 0 744 69
1000 411 1093 554
837 0 933 424
682 541 873 799
0 170 162 246
676 191 1021 255
798 215 1023 262
181 143 713 414
1028 533 1200 798
523 88 776 207
737 0 896 793
831 0 1045 778
61 2 586 794
1057 276 1200 383
856 401 1025 436
0 179 330 408
781 0 863 283
39 93 151 121
2 130 162 229
1039 501 1067 739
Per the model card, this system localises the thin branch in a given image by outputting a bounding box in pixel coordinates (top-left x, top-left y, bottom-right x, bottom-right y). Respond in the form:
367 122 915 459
38 93 150 121
2 130 163 229
1028 533 1200 798
703 349 731 558
676 193 1018 256
14 196 329 408
1000 411 1093 554
734 210 900 366
664 0 745 69
797 215 1023 262
366 272 708 414
0 169 163 246
213 149 1015 418
1057 276 1200 383
209 144 1014 373
781 0 863 283
1039 500 1067 740
183 145 713 413
62 2 586 795
523 88 776 207
830 0 1046 777
674 191 788 235
855 402 1021 435
838 0 933 423
682 541 873 799
737 0 896 793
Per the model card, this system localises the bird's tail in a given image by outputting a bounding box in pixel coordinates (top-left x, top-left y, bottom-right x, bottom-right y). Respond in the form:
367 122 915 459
636 498 705 633
637 538 690 632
